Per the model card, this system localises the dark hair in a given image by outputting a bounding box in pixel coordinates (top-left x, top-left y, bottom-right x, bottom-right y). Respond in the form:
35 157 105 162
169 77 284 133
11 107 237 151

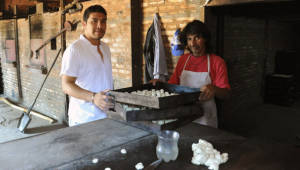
83 5 107 22
179 20 213 53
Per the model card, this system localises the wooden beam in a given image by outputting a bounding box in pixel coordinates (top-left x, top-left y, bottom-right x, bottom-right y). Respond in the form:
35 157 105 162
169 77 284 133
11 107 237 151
207 0 294 6
200 6 205 22
36 2 43 14
14 13 23 99
131 0 143 86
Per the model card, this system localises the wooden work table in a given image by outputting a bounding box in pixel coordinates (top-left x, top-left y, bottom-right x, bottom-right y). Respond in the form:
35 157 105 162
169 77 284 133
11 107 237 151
0 119 299 170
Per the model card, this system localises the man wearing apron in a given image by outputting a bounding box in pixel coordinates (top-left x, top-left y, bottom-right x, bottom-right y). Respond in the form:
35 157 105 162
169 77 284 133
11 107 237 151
168 20 231 128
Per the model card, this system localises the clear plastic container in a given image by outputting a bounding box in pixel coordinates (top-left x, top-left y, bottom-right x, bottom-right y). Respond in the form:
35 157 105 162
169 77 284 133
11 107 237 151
156 130 180 162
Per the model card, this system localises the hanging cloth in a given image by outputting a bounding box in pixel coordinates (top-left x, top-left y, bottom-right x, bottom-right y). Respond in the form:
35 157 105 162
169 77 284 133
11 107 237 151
143 23 155 82
171 29 184 56
143 13 168 82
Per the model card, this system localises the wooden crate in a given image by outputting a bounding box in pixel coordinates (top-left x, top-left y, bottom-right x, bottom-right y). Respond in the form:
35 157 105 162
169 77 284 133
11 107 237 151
107 83 203 133
109 82 200 109
107 103 202 133
107 102 203 121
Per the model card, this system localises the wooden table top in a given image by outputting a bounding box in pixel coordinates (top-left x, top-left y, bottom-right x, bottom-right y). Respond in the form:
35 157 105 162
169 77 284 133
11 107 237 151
1 119 299 170
58 123 300 170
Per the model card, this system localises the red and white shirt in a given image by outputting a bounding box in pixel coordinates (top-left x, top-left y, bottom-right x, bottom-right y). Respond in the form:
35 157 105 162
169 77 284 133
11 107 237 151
168 53 230 89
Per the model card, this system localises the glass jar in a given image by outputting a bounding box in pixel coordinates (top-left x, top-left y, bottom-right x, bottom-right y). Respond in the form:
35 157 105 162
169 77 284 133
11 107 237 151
156 130 180 162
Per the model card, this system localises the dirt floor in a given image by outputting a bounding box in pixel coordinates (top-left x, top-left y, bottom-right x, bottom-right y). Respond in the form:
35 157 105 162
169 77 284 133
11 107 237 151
0 100 66 143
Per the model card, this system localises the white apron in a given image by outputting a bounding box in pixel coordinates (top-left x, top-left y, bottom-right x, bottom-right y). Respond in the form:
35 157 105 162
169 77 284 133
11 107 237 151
180 55 218 128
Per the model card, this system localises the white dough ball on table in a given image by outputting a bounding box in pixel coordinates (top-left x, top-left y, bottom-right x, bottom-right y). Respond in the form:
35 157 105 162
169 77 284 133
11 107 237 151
92 158 98 164
135 162 144 170
191 139 228 170
120 148 127 154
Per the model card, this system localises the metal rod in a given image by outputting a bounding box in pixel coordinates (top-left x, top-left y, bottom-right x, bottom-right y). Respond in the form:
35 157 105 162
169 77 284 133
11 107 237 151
0 97 55 123
26 48 62 115
34 20 80 54
35 29 67 53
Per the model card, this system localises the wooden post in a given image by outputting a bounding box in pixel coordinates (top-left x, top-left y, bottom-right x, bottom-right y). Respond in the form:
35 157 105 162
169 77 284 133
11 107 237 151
131 0 143 86
60 0 66 55
60 0 69 125
13 5 23 99
199 6 205 22
36 2 43 14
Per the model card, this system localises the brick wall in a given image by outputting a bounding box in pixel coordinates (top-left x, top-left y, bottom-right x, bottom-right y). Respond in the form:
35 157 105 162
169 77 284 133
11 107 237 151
0 0 132 122
66 0 132 89
266 20 296 75
0 0 207 123
141 0 205 77
0 14 66 122
0 1 298 125
222 17 266 116
220 15 297 129
0 20 19 99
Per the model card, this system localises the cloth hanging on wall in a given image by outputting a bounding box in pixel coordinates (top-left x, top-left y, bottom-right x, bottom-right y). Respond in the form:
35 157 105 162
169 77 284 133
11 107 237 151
143 22 155 82
171 29 184 56
143 13 168 82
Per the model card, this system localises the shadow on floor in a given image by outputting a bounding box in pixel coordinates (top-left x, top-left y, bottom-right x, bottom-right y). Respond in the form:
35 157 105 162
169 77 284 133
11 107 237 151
25 124 67 134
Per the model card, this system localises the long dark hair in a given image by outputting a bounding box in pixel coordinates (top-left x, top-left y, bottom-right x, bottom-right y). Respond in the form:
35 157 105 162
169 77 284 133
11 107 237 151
179 20 213 53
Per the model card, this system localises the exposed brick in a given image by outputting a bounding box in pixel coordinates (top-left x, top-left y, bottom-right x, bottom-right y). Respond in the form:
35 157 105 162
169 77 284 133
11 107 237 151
0 1 297 125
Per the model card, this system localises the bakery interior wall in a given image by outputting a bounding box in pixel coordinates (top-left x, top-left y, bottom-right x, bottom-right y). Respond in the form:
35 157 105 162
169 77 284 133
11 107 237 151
1 0 299 126
0 0 206 124
0 0 132 123
205 1 300 132
140 0 205 79
65 0 132 89
0 10 66 123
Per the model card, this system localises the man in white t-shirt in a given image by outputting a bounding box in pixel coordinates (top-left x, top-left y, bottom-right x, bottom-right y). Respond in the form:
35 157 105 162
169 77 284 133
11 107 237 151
60 5 114 126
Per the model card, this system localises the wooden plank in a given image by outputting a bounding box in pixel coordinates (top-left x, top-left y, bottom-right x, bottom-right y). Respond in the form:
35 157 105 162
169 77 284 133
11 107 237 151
207 0 294 6
107 103 203 121
55 123 300 170
110 82 200 109
0 119 150 170
161 114 200 130
131 0 143 86
126 121 162 134
126 104 202 121
36 2 43 14
107 103 203 134
110 90 160 108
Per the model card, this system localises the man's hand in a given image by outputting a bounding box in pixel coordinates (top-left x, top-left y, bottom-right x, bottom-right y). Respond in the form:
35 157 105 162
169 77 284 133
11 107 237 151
199 84 231 101
199 84 216 101
149 79 163 86
93 89 115 111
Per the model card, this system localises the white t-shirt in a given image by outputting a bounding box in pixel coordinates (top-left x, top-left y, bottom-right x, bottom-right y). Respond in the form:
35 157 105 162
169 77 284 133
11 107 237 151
60 35 113 126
